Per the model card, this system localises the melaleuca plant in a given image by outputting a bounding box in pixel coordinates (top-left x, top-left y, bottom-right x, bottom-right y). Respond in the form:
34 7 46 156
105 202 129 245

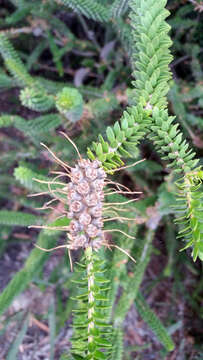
28 136 139 359
0 0 202 359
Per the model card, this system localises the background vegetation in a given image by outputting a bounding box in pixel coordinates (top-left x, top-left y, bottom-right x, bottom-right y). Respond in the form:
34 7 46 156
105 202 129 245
0 0 202 359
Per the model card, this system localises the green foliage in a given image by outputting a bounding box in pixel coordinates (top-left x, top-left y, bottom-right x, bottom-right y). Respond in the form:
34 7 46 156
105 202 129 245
0 68 15 88
175 171 203 261
0 34 56 112
88 0 175 165
87 105 151 170
0 114 62 140
56 87 84 122
0 35 83 115
111 0 129 18
20 86 55 112
0 0 202 358
14 165 50 192
112 18 132 53
113 228 154 327
135 292 175 351
90 95 118 120
0 34 33 87
130 0 173 109
150 107 198 173
111 328 123 360
71 247 112 359
169 82 203 133
59 0 110 22
0 210 40 227
47 30 64 77
86 0 202 261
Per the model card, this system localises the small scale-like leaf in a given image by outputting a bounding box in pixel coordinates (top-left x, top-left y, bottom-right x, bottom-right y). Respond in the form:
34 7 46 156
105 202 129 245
106 126 116 143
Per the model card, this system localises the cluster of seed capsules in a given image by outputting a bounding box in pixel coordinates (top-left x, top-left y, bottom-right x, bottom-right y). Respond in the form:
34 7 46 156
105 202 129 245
67 158 106 251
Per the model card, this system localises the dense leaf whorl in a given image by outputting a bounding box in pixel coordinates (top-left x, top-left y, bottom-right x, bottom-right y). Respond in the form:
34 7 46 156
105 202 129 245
71 248 112 359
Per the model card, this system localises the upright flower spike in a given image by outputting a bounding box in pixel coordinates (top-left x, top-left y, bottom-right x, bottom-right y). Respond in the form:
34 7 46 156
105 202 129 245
67 158 106 251
28 137 140 360
29 134 139 260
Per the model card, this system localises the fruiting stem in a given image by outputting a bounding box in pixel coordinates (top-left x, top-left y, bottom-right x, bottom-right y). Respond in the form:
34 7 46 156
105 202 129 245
85 246 95 345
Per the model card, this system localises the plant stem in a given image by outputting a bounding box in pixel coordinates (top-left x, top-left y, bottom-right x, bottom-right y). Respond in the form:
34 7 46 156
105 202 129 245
85 246 95 346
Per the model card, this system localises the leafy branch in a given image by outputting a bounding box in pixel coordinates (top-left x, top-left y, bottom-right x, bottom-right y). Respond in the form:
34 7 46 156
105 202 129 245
87 0 202 261
71 247 112 359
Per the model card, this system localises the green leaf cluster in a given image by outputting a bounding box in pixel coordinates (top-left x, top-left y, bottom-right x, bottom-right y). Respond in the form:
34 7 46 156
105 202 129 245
0 34 33 87
71 248 112 359
88 105 151 170
20 86 55 112
59 0 110 22
0 35 83 117
175 171 203 261
56 87 84 122
86 0 202 261
150 107 199 173
0 210 40 227
130 0 173 109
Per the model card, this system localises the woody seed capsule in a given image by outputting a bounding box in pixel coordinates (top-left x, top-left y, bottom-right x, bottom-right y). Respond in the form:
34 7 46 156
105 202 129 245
86 224 99 238
71 168 83 183
69 220 80 234
85 167 97 180
94 179 104 191
72 234 88 249
77 180 90 195
79 212 92 226
85 193 98 207
89 205 102 218
68 189 82 201
70 200 83 212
